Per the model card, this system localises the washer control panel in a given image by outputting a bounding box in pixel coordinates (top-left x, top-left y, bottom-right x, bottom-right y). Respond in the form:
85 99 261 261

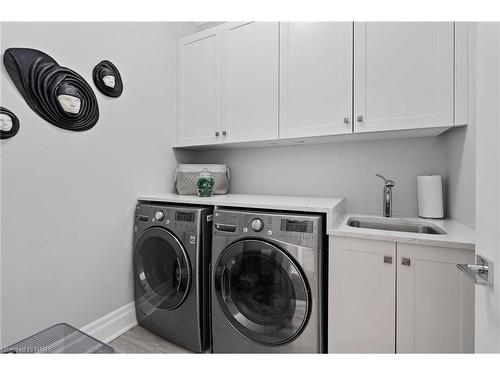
213 209 322 248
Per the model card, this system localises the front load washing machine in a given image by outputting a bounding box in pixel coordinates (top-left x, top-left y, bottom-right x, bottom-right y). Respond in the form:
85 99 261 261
211 208 325 353
133 203 212 352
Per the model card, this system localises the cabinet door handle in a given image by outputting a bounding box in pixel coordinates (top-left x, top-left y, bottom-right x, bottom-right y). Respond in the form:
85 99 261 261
401 257 411 266
356 115 364 122
343 117 351 125
215 131 220 137
384 256 393 264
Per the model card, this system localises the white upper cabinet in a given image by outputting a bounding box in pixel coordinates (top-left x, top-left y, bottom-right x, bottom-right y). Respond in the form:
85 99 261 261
177 26 222 146
176 22 466 148
280 22 353 139
454 22 470 126
222 22 279 143
354 22 454 133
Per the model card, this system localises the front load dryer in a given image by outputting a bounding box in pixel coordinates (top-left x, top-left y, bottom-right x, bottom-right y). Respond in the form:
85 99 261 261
211 208 325 353
133 203 212 352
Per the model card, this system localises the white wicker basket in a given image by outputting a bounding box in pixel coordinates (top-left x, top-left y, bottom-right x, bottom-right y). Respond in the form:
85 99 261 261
175 164 230 195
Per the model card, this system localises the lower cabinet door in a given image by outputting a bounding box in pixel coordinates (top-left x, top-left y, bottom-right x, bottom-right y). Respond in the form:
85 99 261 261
329 236 396 353
396 243 475 353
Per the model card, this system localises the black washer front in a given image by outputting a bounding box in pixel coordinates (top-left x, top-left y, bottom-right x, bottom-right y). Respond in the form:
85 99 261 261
214 239 310 346
134 227 191 310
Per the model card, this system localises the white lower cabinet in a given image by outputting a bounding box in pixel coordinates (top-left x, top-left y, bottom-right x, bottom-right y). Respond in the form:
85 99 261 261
396 243 475 353
330 237 396 353
329 236 475 353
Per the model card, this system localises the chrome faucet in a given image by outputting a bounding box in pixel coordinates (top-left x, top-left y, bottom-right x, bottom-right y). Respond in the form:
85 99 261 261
375 174 395 218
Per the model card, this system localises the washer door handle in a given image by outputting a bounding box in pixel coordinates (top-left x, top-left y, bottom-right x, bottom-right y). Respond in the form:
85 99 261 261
215 223 237 232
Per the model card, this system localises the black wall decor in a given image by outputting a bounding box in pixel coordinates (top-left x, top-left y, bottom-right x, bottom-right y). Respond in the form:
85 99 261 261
0 106 20 139
92 60 123 98
3 48 99 131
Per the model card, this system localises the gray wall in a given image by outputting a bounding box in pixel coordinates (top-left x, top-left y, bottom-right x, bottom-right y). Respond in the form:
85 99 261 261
190 137 446 217
0 22 197 346
442 127 476 229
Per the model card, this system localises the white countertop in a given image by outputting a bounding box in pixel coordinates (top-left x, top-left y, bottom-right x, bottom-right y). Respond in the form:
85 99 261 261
329 213 475 250
138 192 474 250
137 192 346 229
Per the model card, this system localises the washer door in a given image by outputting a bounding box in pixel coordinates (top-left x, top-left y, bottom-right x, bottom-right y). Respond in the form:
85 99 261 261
214 239 310 346
134 227 191 310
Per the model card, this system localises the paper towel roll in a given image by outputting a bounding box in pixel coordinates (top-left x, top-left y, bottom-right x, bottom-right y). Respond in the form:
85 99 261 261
417 175 444 219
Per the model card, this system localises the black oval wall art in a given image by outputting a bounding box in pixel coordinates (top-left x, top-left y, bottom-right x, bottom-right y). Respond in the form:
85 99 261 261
3 48 99 132
0 106 20 139
92 60 123 98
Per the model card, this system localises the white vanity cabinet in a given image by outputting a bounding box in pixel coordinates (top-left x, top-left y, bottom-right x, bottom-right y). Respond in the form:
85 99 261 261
329 237 396 353
177 26 222 147
279 22 353 138
329 236 475 353
396 243 475 353
354 22 454 133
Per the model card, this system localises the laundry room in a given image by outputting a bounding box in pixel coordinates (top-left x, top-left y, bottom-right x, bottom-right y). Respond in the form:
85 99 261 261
1 1 500 374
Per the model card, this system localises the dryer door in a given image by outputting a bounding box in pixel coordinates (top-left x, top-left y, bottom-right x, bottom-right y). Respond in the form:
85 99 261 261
214 239 310 346
134 227 191 310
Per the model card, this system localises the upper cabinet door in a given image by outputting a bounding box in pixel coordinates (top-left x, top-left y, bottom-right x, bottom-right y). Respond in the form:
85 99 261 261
354 22 454 133
280 22 353 139
177 26 222 146
222 22 279 143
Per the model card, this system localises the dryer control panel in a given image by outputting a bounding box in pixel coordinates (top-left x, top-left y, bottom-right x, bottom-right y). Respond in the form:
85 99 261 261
213 208 323 249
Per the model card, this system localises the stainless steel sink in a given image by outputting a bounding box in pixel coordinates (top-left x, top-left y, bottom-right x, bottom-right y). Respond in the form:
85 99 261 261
347 217 447 235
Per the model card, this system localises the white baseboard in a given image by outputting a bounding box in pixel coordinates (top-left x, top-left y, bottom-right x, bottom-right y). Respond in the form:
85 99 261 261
81 302 137 344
